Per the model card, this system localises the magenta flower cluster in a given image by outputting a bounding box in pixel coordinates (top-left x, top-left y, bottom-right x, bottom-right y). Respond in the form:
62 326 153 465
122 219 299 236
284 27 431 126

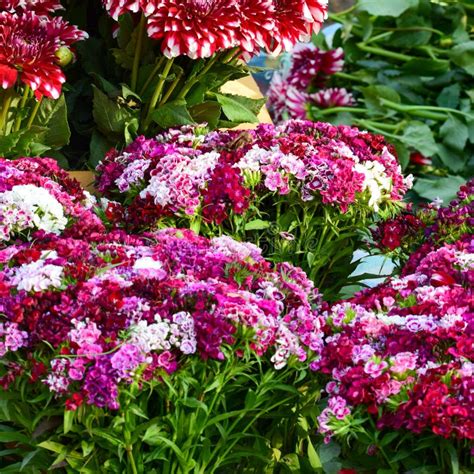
96 120 412 229
314 234 474 443
0 221 323 410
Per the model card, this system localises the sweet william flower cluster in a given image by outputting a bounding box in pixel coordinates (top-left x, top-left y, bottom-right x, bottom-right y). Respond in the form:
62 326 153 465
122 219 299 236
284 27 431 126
97 120 412 227
0 158 104 243
0 217 323 409
315 234 474 445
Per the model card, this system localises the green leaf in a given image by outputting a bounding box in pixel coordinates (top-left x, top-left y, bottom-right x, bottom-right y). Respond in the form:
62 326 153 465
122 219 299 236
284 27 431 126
401 121 438 156
318 441 341 464
63 410 74 435
214 93 264 124
244 219 271 231
37 441 67 454
414 175 466 203
402 58 450 76
307 438 322 469
437 84 461 108
357 0 419 17
89 131 114 167
92 85 137 137
150 99 195 129
440 115 469 151
361 85 400 114
450 41 474 75
32 94 71 148
189 102 222 130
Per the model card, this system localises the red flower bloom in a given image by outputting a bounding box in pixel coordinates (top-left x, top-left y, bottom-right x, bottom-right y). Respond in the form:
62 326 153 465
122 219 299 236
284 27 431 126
0 12 87 99
237 0 274 53
0 0 62 15
311 87 355 108
102 0 143 21
146 0 240 59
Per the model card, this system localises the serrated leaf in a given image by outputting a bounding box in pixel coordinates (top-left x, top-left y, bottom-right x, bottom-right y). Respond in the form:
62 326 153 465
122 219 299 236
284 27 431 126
440 115 469 151
401 121 438 156
32 94 70 148
450 41 474 75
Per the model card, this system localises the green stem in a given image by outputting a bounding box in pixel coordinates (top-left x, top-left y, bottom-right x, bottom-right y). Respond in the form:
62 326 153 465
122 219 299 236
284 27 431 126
357 43 414 62
379 98 450 121
131 14 147 92
176 54 219 100
355 120 402 140
139 56 165 96
144 57 175 128
315 106 369 116
14 86 30 132
126 445 138 474
159 69 183 106
333 71 368 84
26 97 42 129
0 89 14 134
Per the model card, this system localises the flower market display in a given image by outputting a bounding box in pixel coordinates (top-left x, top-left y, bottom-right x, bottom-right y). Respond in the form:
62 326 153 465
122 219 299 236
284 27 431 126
1 0 473 473
96 119 413 299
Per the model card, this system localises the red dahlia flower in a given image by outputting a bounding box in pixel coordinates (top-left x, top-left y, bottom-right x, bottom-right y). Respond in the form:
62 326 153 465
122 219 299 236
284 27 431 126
271 0 327 53
0 12 87 99
0 0 62 15
101 0 142 21
146 0 240 59
237 0 274 53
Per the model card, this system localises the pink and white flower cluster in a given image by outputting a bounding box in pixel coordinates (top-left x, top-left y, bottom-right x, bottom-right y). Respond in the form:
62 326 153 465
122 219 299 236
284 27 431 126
102 0 328 58
314 235 474 443
96 120 412 229
0 158 104 243
0 226 323 410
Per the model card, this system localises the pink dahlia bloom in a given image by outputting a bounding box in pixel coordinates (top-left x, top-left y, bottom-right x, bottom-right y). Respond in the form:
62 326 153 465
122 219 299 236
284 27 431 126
0 0 62 15
146 0 240 59
286 86 309 119
0 12 87 98
311 87 355 108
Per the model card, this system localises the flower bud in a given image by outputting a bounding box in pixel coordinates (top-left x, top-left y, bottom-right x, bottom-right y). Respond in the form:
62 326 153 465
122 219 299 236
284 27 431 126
56 46 74 67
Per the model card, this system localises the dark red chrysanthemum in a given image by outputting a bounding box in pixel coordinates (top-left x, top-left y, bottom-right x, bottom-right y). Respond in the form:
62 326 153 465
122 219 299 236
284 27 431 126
146 0 240 59
0 12 87 98
0 0 62 15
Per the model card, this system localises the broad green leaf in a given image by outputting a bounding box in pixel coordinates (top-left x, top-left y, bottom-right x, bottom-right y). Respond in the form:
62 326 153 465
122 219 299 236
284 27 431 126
92 85 137 137
151 99 195 129
318 441 341 464
189 102 222 130
450 41 474 75
361 85 400 114
89 131 114 167
214 93 264 124
32 94 70 148
63 410 74 435
437 84 461 108
357 0 418 17
402 59 450 76
440 115 469 151
401 121 438 156
414 175 466 203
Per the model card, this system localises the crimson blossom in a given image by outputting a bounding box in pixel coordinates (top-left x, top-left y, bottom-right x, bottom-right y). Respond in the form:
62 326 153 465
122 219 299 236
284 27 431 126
0 11 87 98
0 0 62 15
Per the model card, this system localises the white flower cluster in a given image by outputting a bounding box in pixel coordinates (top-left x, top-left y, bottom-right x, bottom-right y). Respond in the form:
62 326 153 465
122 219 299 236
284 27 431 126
129 311 197 355
0 185 67 241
